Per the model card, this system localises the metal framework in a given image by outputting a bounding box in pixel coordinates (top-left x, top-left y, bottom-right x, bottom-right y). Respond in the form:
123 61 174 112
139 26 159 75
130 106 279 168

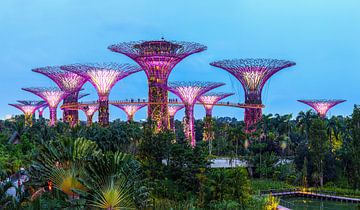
21 87 70 126
298 99 346 118
210 58 296 132
61 63 142 126
168 105 185 131
167 81 224 147
198 92 234 142
111 103 147 122
33 66 87 127
108 40 207 131
80 104 99 126
9 101 45 126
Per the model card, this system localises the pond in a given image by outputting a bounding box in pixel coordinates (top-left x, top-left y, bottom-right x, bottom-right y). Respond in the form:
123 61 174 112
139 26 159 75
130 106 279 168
280 197 360 210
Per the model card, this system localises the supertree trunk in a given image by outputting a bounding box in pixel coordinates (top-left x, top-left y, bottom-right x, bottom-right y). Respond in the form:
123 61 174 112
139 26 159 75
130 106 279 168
148 80 169 131
86 114 94 127
39 110 44 118
24 113 33 127
127 114 134 122
49 107 57 126
184 105 196 147
98 98 109 127
169 116 175 131
245 108 262 132
203 108 214 142
63 92 79 127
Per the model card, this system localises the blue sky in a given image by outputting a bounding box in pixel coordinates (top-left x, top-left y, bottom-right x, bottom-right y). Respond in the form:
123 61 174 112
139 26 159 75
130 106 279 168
1 0 359 121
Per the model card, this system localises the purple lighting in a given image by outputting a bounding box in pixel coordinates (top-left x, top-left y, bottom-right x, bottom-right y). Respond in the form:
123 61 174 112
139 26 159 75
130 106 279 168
210 58 295 132
80 104 99 126
298 99 346 118
167 81 225 147
198 92 234 142
108 40 207 131
61 63 142 126
22 87 70 126
33 66 87 127
168 104 184 131
9 101 45 126
111 103 147 121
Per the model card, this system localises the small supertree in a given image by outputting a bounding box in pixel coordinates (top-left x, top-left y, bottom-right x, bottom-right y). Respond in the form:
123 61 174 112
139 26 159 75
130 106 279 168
210 58 296 132
167 81 225 147
37 104 48 118
33 66 87 127
108 40 207 131
198 92 234 143
9 101 45 126
298 99 346 118
61 63 142 126
111 104 147 122
22 87 70 126
168 105 185 131
80 104 99 126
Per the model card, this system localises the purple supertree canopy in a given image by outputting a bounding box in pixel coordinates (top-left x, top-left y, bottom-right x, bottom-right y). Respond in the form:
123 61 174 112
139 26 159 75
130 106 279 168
22 87 69 108
167 81 225 106
168 104 185 117
9 103 42 115
167 81 225 147
61 63 142 98
111 103 147 121
298 99 346 118
108 40 207 80
198 92 234 116
17 100 46 107
32 66 87 92
210 59 296 103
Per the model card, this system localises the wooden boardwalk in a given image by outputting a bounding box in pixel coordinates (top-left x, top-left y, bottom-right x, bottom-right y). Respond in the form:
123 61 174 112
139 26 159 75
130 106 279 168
270 190 360 203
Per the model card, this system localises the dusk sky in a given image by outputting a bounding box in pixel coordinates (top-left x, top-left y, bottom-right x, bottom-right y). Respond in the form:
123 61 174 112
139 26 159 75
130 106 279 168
1 0 359 121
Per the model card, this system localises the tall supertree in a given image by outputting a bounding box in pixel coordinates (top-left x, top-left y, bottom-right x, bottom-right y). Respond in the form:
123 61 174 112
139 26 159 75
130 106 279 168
108 40 207 131
168 105 184 131
298 99 346 118
210 59 296 132
32 66 87 127
111 104 147 122
80 104 99 126
198 92 234 142
22 87 70 126
9 101 45 126
167 81 224 147
61 63 142 126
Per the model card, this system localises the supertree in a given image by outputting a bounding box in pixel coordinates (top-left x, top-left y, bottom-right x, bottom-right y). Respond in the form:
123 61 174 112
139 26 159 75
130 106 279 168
9 101 45 126
37 104 48 118
210 59 296 132
79 104 99 126
167 81 225 147
32 66 87 127
198 92 234 143
111 104 147 122
108 40 207 131
168 104 184 131
298 99 346 118
22 87 70 126
61 63 142 126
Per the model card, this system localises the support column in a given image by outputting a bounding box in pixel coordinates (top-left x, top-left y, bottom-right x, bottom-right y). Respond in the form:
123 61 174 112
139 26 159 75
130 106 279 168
98 97 109 127
148 79 169 131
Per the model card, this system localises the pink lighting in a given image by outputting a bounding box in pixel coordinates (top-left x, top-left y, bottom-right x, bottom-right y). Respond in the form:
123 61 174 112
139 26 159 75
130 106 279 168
108 40 207 131
111 103 146 121
168 105 184 131
80 104 99 126
22 87 70 126
167 81 225 147
298 99 346 118
61 63 142 126
211 59 296 132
